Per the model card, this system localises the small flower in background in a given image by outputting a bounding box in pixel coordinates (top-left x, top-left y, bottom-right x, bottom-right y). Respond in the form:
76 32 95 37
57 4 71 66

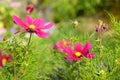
10 27 16 35
0 36 4 41
54 39 70 52
0 21 6 41
0 28 6 36
98 20 103 27
9 1 21 8
115 59 120 64
0 21 6 35
72 20 78 26
102 23 108 30
95 20 108 33
26 5 34 14
63 42 95 62
95 25 102 33
0 54 12 68
13 15 54 38
0 21 4 29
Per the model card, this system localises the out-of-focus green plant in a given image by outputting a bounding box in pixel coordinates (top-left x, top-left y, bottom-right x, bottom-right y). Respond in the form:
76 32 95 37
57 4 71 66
108 14 120 45
39 0 102 22
0 4 16 29
0 34 40 80
52 0 102 22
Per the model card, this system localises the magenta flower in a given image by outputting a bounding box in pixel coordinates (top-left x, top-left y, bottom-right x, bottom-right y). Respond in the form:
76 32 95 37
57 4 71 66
95 25 102 33
0 54 12 68
103 23 108 30
63 42 95 62
13 15 53 38
95 20 108 33
54 39 70 52
26 5 34 14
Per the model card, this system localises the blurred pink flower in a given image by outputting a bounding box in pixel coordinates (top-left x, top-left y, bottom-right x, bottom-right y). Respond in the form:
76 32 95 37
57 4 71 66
13 15 54 38
0 36 4 41
72 20 78 25
26 5 34 14
103 23 108 30
9 2 21 8
95 20 108 33
0 54 12 68
63 42 95 62
10 27 16 35
0 28 6 35
54 39 70 52
95 25 102 33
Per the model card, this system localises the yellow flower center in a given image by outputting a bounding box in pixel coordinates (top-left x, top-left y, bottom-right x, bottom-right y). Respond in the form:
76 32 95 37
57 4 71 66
29 24 35 29
63 42 67 47
2 58 7 65
98 20 103 26
75 52 81 57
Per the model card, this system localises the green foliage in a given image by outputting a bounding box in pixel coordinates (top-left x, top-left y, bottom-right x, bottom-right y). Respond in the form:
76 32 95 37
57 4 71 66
0 34 40 80
108 13 120 45
0 4 16 29
40 0 102 22
52 0 102 22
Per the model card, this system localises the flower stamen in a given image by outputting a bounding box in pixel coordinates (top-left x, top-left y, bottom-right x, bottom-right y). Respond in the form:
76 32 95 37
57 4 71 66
2 58 7 65
29 24 35 29
75 52 81 57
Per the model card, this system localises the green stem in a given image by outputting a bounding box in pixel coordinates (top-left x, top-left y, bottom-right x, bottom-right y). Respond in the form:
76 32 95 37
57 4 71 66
20 32 32 78
14 54 17 80
27 32 32 48
99 34 103 68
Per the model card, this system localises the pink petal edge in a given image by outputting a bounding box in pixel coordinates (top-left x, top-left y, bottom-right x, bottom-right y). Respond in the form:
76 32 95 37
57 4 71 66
63 46 74 55
75 43 83 52
42 23 54 29
35 30 50 38
25 15 33 25
13 16 28 29
33 18 44 28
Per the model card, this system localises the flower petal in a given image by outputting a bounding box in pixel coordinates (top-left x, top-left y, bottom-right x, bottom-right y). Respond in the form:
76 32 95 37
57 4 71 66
25 15 33 25
64 56 74 61
75 57 82 61
42 23 53 29
15 29 27 34
35 30 50 38
63 46 74 55
83 42 92 53
0 58 3 67
84 53 95 59
13 16 27 29
75 43 82 52
33 18 44 28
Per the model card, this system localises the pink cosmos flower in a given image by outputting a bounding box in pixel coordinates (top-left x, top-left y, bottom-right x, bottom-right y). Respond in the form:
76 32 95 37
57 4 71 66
95 20 108 33
54 39 70 52
13 15 53 38
103 23 108 30
95 25 102 33
26 5 34 14
63 42 95 62
0 54 12 68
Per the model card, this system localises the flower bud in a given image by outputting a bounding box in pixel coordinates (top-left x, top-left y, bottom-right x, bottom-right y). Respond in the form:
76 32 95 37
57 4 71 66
103 23 108 30
72 20 78 26
26 5 34 14
98 20 103 27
